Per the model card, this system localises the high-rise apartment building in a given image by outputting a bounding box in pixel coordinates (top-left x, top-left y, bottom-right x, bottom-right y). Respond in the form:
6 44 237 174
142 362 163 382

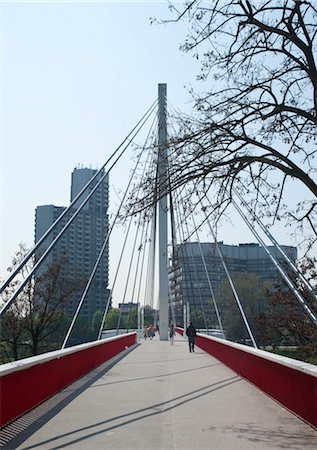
35 167 110 321
169 241 297 325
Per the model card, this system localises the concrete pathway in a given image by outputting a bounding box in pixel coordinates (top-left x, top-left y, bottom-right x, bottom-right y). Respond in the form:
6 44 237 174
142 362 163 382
2 335 317 449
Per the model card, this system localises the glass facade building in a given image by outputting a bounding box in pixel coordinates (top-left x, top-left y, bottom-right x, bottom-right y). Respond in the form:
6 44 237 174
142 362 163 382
169 242 297 326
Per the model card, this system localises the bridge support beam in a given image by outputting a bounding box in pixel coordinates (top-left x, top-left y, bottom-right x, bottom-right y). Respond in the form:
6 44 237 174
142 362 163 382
157 83 169 341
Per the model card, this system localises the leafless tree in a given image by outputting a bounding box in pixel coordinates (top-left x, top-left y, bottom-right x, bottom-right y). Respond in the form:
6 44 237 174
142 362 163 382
0 244 82 362
254 256 317 360
25 260 82 355
0 280 26 362
128 0 317 253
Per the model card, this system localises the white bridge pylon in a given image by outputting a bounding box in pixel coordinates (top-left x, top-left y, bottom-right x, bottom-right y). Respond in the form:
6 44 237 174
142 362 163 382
157 83 169 341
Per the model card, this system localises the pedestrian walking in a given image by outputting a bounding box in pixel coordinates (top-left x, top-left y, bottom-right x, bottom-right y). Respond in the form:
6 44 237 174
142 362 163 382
169 322 175 345
149 325 155 340
186 322 197 353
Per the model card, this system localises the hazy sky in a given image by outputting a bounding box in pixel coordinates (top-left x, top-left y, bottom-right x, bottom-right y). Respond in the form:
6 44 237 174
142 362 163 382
1 1 196 273
1 1 315 306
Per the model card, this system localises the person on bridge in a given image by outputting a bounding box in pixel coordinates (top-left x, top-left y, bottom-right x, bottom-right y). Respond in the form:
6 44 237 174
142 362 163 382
169 322 175 345
148 325 155 340
186 322 197 353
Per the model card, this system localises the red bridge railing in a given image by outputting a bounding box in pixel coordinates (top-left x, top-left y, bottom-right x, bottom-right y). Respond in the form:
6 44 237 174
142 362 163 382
176 327 317 429
0 332 137 429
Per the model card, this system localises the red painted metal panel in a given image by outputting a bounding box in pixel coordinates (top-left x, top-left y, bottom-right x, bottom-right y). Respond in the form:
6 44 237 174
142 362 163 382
175 327 183 336
195 334 317 429
0 333 136 429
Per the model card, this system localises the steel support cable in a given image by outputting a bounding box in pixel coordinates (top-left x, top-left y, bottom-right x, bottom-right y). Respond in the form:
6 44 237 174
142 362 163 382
126 164 157 329
231 196 317 327
136 155 158 311
166 110 214 244
167 116 209 327
153 105 192 203
168 103 315 336
131 208 155 306
167 103 317 330
168 100 238 243
167 176 199 321
133 165 155 316
171 188 194 316
170 184 212 330
0 102 158 317
126 214 149 330
166 243 176 328
97 214 139 339
174 200 199 324
145 206 156 308
167 104 256 343
178 197 209 330
165 112 196 239
145 154 159 310
144 219 152 307
233 186 317 304
0 99 158 297
96 115 158 340
165 136 178 326
183 213 209 331
136 214 152 307
168 281 176 327
97 118 159 339
168 187 177 326
137 145 158 310
167 248 177 328
97 214 134 340
190 211 225 337
97 202 153 339
116 214 144 334
199 199 258 348
98 182 156 338
1 139 131 317
171 185 201 324
115 128 159 334
175 185 213 334
61 119 156 349
150 107 202 253
168 270 177 329
165 99 204 167
168 101 255 342
97 203 154 339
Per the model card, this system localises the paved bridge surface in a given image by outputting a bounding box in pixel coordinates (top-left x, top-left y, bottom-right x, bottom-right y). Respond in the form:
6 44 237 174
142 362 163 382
5 336 317 449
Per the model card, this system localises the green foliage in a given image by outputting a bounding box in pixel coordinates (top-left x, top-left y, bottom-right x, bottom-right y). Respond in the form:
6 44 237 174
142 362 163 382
103 308 121 329
216 272 269 342
272 348 317 366
67 315 94 346
126 308 138 330
91 310 103 336
189 310 211 329
143 305 155 326
103 305 155 332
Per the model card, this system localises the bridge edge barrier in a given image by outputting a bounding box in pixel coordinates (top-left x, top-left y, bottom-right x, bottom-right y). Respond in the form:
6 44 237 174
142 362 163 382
176 328 317 429
0 332 137 429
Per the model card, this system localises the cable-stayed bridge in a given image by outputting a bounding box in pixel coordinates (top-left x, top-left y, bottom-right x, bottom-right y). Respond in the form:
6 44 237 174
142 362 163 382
0 84 316 448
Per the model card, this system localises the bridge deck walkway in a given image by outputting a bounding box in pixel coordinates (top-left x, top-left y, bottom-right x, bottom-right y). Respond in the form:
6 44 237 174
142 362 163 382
8 335 317 449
